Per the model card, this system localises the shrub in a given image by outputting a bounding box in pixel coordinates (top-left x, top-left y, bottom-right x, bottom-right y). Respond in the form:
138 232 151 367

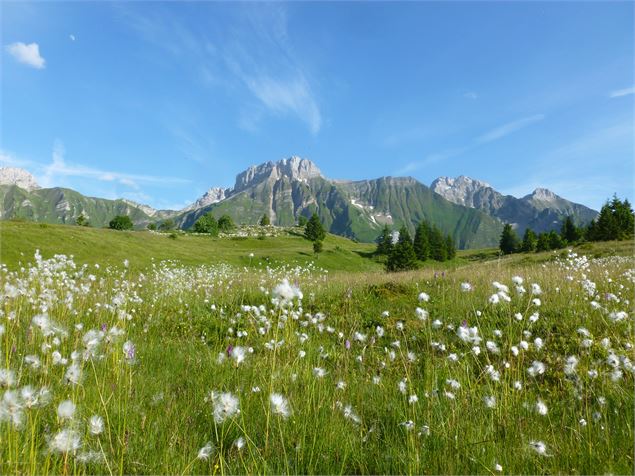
109 215 133 231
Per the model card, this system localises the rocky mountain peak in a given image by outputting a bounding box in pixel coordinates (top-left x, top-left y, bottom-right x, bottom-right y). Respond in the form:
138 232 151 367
121 199 158 217
430 175 494 207
527 187 558 200
233 156 322 192
0 167 40 192
182 187 227 212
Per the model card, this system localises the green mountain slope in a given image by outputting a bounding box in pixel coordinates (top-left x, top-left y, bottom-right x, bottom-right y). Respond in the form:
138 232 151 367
0 185 153 227
176 174 503 248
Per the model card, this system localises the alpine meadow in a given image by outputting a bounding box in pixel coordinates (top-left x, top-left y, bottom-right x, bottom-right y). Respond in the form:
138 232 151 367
1 2 633 476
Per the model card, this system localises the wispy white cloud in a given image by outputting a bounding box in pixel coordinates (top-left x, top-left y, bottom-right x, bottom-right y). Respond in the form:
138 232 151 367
41 142 190 188
69 34 76 42
476 114 544 144
3 142 190 190
0 150 32 168
394 114 545 175
117 4 322 135
5 42 45 69
609 86 635 98
463 91 478 100
242 74 321 135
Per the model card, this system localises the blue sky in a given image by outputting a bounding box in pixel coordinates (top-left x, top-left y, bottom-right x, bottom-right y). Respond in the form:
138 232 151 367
1 1 633 211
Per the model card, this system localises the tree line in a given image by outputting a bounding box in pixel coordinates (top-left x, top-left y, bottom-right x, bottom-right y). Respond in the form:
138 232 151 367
376 221 456 272
499 195 634 254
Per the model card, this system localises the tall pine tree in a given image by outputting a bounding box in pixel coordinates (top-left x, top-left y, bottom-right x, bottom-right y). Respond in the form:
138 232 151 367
429 225 447 261
376 225 394 255
386 226 418 272
560 216 581 243
499 224 519 255
304 213 326 242
521 228 537 252
413 221 431 261
445 234 456 260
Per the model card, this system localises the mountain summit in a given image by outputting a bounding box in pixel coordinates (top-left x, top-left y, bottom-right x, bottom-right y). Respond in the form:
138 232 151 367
233 156 323 193
0 167 40 192
431 175 597 233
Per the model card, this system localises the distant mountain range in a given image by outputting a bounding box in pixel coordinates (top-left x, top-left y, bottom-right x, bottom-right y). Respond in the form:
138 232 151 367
0 159 598 248
430 176 598 235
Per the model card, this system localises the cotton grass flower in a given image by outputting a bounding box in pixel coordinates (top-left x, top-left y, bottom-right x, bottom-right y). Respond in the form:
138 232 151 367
527 361 546 377
313 367 327 378
484 396 496 408
418 292 430 302
0 369 16 388
535 400 548 415
197 442 214 460
65 363 82 385
270 393 291 418
415 307 428 321
212 392 240 423
88 415 104 435
57 400 76 420
49 428 81 454
529 440 548 455
272 279 303 307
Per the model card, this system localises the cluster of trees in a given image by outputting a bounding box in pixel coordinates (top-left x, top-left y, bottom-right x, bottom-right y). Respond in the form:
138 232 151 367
303 213 326 254
192 213 235 235
500 224 568 254
376 221 457 272
499 196 634 255
586 196 634 242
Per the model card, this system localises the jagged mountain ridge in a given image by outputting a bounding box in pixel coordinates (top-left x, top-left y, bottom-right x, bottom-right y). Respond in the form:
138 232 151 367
175 160 503 248
431 175 598 234
0 158 597 248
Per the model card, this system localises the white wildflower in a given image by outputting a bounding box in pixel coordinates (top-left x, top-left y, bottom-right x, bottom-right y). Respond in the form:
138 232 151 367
269 393 291 418
57 400 76 420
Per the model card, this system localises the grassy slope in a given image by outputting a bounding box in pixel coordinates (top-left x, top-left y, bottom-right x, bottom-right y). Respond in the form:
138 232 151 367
1 220 631 273
0 220 380 272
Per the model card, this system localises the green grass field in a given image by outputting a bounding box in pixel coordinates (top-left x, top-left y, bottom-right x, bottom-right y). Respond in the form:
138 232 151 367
0 221 633 474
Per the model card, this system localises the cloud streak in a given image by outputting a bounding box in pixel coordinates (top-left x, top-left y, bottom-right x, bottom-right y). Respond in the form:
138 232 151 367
117 4 322 135
2 143 190 190
394 114 545 175
476 114 545 143
5 42 45 69
41 142 190 189
609 86 635 98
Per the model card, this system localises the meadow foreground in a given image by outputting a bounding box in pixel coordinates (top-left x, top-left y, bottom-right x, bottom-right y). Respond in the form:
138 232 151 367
0 245 633 474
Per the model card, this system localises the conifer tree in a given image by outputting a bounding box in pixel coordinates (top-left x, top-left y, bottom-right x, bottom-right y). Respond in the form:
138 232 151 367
376 225 394 255
445 234 456 260
304 213 326 242
612 196 634 239
386 226 418 272
413 221 431 261
548 230 565 250
560 216 581 243
429 225 447 261
594 202 619 241
521 228 537 252
536 233 551 252
499 224 519 255
260 214 271 226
